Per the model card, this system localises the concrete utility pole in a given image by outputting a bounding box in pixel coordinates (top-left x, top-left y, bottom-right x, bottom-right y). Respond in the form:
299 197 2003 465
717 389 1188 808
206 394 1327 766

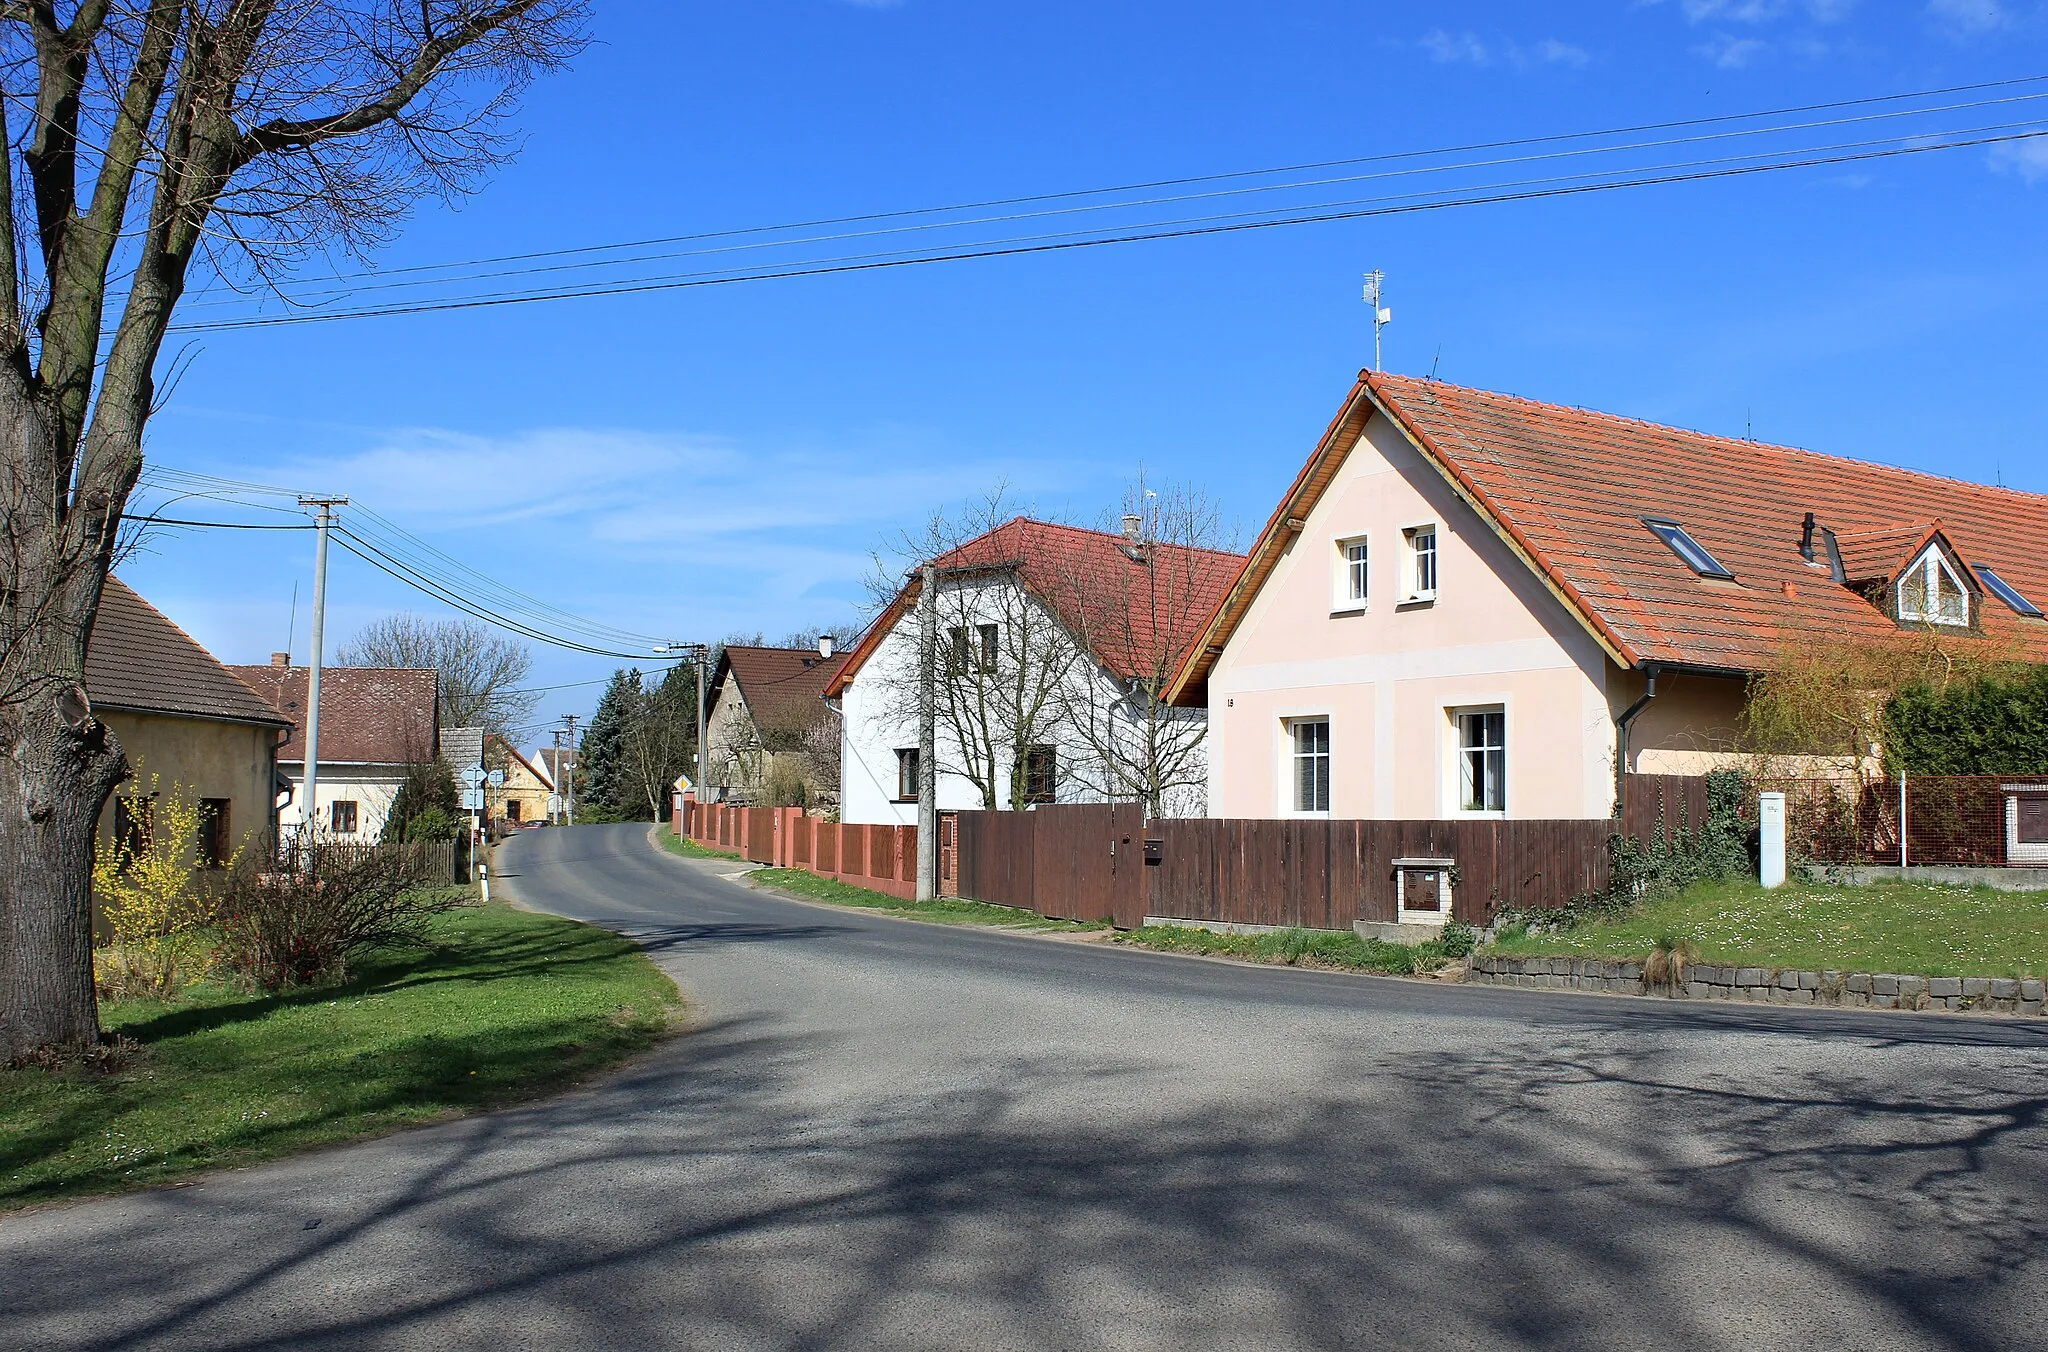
917 563 938 901
549 729 565 824
561 713 578 823
654 642 711 803
297 496 347 843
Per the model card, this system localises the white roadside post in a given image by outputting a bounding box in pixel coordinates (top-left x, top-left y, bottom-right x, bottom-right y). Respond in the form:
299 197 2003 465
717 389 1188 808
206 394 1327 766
1759 791 1787 889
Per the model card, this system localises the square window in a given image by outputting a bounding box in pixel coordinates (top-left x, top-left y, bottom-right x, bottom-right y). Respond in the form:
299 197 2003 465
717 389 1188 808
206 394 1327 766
1289 718 1331 814
1456 708 1505 813
895 747 920 802
1019 745 1057 804
330 800 359 835
1334 536 1369 610
198 798 231 868
1404 525 1438 601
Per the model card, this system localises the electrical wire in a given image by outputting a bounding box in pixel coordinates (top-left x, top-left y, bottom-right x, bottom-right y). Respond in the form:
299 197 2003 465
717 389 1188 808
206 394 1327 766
165 123 2048 335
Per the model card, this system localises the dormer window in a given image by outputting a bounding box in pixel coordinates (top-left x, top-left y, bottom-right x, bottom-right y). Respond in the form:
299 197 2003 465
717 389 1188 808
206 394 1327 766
1643 518 1734 580
1898 547 1970 626
1976 566 2043 619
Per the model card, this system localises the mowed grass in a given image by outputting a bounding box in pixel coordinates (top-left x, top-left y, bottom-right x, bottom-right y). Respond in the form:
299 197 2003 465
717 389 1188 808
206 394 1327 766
657 827 744 861
1110 923 1469 975
1491 877 2048 977
0 903 680 1211
744 865 1107 931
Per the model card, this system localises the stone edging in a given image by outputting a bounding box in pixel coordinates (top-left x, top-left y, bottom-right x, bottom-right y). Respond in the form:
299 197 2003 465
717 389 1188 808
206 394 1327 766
1467 954 2047 1015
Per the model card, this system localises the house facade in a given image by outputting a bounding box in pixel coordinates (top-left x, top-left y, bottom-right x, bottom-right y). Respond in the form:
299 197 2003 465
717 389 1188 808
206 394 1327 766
489 734 554 827
832 518 1243 826
87 578 289 868
705 644 844 811
1170 372 2048 822
228 658 440 841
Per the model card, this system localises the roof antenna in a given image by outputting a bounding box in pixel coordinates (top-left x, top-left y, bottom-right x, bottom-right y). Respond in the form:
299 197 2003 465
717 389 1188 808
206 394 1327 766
284 581 298 664
1363 270 1390 372
1745 407 1753 441
1429 345 1442 381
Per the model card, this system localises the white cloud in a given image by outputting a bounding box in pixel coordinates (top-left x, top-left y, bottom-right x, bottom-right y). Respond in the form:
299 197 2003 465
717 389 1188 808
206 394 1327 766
1420 28 1489 64
1990 137 2048 184
1694 33 1770 65
1926 0 2009 35
1419 30 1590 68
1657 0 1852 20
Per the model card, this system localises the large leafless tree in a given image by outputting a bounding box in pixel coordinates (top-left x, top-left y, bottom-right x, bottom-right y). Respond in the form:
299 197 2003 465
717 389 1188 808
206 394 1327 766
338 613 537 740
0 1 586 1062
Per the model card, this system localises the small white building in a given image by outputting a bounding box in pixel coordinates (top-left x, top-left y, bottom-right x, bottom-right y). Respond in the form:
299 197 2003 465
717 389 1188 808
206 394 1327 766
828 517 1243 825
229 657 440 841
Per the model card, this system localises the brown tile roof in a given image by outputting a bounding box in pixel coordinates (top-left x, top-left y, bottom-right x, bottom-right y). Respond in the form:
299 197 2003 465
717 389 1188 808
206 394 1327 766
226 663 439 765
714 646 846 738
826 518 1247 696
86 578 287 727
1170 372 2048 701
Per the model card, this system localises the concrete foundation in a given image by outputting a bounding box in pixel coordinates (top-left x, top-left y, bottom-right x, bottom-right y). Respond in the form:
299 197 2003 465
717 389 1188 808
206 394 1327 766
1819 865 2048 891
1355 921 1447 947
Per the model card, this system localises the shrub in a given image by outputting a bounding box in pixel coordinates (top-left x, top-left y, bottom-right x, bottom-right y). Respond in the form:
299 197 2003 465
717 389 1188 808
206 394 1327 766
92 768 229 999
1607 768 1754 905
405 806 459 842
215 845 468 989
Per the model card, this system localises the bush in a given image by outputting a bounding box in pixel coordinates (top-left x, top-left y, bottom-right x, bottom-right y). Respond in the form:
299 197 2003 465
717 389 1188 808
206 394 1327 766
405 806 459 842
92 767 228 999
1885 666 2048 775
1607 768 1754 905
383 760 460 844
215 845 468 989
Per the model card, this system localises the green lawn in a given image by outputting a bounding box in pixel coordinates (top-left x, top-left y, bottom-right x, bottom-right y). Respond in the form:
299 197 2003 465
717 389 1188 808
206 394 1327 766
1491 877 2048 977
1110 923 1471 975
0 902 680 1211
657 825 744 861
745 866 1107 930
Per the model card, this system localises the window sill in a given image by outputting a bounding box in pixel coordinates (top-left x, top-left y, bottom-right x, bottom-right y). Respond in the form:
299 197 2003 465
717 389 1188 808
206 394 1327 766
1328 604 1368 617
1396 594 1437 609
1450 808 1506 820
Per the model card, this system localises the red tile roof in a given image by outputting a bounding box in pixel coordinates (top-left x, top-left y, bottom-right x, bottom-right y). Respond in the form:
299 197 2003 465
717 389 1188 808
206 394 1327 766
86 578 288 727
226 663 439 765
1170 372 2048 701
827 517 1247 695
712 645 845 738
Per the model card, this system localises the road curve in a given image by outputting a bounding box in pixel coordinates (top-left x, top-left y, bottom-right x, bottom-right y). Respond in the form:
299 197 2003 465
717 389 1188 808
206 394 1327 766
6 822 2048 1350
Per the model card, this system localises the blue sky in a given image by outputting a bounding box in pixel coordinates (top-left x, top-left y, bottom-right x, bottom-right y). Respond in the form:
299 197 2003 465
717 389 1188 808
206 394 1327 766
121 0 2048 751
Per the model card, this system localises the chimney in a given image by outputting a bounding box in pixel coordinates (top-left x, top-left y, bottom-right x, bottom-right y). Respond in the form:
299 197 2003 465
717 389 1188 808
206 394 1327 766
270 652 290 666
817 634 834 660
1121 513 1143 544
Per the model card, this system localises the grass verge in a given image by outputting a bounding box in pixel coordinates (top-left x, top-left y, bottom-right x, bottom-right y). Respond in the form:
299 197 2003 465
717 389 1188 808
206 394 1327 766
1108 923 1468 975
1490 877 2048 978
0 902 680 1212
657 825 744 861
746 866 1106 930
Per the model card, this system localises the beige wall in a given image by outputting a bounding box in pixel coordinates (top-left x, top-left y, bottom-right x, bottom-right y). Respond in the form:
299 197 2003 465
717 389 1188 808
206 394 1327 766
1208 411 1618 820
1609 666 1750 776
96 710 278 860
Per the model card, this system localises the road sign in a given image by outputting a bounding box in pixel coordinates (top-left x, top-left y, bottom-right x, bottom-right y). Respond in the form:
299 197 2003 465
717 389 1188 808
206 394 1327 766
460 766 487 788
546 793 562 815
461 788 484 811
486 769 505 787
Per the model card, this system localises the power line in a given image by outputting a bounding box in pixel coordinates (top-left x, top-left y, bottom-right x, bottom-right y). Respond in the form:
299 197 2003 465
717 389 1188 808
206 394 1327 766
169 72 2048 303
120 514 314 530
165 124 2048 335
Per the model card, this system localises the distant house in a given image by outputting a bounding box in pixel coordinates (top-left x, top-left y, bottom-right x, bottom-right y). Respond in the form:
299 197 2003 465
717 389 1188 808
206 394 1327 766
86 578 289 867
228 658 440 841
828 518 1244 825
489 734 553 827
1170 371 2048 823
704 645 845 810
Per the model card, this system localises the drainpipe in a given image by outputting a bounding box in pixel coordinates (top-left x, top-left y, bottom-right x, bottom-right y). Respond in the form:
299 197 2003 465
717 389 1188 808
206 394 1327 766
1613 663 1662 815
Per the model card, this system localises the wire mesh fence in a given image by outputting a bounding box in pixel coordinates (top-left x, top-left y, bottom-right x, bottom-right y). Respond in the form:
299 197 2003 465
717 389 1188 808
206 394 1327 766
1762 774 2048 868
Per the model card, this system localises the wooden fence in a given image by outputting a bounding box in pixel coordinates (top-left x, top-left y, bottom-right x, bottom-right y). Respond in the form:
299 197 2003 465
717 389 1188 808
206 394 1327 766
679 776 1715 932
272 837 461 885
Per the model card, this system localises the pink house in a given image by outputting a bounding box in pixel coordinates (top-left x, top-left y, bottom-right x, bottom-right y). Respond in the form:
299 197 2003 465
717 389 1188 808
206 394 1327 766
1167 372 2048 822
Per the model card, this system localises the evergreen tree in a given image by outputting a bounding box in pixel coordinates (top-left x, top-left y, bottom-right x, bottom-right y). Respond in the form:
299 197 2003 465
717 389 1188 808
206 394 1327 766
581 669 641 819
382 760 461 844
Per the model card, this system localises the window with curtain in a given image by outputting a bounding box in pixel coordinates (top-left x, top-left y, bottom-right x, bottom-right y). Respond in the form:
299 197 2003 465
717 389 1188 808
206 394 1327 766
1457 708 1505 812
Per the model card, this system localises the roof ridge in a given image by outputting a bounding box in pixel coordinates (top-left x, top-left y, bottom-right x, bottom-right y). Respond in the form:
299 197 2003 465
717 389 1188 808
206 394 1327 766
1370 371 2045 503
975 514 1248 561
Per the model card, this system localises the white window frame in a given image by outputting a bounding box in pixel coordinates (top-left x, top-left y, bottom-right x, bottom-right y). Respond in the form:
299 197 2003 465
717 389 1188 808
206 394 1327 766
1897 547 1970 627
1282 716 1332 817
1401 523 1439 604
1332 534 1369 614
1448 704 1507 817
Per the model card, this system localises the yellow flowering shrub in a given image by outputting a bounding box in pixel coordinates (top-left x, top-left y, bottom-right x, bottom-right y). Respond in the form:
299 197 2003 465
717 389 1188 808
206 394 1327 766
92 767 234 999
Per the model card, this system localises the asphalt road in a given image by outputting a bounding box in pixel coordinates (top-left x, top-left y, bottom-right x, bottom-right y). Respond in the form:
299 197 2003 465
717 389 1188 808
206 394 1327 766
7 823 2048 1350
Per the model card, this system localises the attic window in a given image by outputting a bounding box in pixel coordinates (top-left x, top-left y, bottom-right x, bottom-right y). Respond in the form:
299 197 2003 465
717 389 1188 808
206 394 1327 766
1643 519 1734 580
1898 548 1969 627
1975 566 2043 619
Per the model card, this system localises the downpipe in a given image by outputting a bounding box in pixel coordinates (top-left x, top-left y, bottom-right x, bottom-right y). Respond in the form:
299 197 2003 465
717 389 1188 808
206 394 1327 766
1613 663 1662 815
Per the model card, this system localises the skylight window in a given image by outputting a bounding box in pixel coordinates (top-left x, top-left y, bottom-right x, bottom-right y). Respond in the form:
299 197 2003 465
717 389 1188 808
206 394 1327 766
1643 519 1734 581
1976 566 2043 619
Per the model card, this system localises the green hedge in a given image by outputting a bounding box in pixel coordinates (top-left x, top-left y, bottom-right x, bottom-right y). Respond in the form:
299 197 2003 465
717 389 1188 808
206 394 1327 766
1885 667 2048 775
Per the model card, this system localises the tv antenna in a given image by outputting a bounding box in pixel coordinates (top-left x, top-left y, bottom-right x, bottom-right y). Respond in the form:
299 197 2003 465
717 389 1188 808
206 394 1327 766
1363 271 1391 372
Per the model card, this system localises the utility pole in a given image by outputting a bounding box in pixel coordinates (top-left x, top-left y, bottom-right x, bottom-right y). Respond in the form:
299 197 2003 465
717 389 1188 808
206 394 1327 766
917 563 938 901
297 496 347 845
1363 270 1391 372
549 729 565 824
560 713 578 824
654 642 711 803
